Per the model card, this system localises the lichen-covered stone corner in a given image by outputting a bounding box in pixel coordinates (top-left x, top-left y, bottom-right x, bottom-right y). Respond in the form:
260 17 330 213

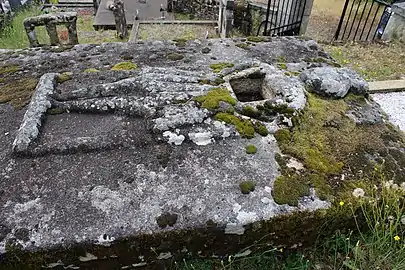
0 37 400 268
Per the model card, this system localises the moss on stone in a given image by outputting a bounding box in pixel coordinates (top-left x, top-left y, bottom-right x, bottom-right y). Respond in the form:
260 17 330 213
273 175 310 206
215 113 255 139
239 181 256 194
254 122 269 136
83 68 99 73
0 64 20 75
274 129 291 144
264 103 295 116
277 63 287 70
47 107 66 115
193 88 236 109
111 62 137 71
247 36 265 42
272 93 405 205
246 144 257 154
56 72 72 83
210 62 235 73
241 105 261 118
0 78 38 109
173 38 187 47
291 71 301 76
277 56 286 63
167 53 184 61
235 43 249 49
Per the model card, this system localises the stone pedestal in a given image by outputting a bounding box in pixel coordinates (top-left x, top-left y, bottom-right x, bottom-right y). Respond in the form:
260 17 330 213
382 3 405 43
218 0 234 38
23 12 78 47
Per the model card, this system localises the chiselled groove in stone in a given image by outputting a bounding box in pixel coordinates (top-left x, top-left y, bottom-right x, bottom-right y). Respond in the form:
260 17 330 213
12 73 58 154
55 78 142 101
55 96 153 117
28 135 128 157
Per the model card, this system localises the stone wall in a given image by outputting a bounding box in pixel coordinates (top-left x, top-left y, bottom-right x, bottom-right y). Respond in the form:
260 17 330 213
168 0 220 20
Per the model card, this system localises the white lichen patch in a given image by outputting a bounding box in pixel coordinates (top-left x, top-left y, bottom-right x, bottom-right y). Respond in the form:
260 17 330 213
79 252 98 262
188 132 213 145
163 131 185 145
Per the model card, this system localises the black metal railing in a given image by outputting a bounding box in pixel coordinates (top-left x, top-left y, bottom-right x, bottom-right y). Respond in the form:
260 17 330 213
334 0 392 41
257 0 307 36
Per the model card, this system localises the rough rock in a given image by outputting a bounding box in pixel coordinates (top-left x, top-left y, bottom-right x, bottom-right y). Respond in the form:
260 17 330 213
300 67 369 98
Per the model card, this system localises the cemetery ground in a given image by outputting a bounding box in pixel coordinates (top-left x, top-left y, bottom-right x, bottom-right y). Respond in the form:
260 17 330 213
308 0 405 81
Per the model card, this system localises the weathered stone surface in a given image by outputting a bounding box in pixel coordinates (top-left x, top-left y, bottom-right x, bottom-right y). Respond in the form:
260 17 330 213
0 37 391 268
300 67 369 98
12 73 58 154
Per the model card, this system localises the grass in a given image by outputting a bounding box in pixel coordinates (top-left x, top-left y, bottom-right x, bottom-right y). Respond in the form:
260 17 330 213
0 7 126 49
307 0 405 81
137 24 218 41
174 172 405 269
0 5 49 49
323 41 405 81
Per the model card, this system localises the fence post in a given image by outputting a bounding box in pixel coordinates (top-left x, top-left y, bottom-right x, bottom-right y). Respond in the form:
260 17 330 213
334 0 350 40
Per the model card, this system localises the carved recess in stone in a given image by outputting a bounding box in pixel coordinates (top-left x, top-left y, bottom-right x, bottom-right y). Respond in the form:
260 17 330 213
224 63 307 111
23 12 79 47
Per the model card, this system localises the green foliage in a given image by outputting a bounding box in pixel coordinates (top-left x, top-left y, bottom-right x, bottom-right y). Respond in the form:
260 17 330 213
245 144 257 154
274 129 291 144
210 62 235 73
215 113 255 139
239 181 256 194
193 88 236 109
83 68 99 73
273 175 310 206
247 36 265 42
0 5 49 49
111 62 137 71
167 53 184 61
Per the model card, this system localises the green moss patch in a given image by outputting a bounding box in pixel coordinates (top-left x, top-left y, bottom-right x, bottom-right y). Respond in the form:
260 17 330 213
111 62 137 71
247 36 265 42
198 77 225 86
0 78 38 109
215 113 255 138
235 43 249 49
254 122 269 136
273 93 405 205
193 88 236 110
277 63 287 70
47 107 66 115
241 105 261 118
0 64 20 75
273 175 310 206
239 181 256 194
173 38 187 47
83 68 99 73
56 72 72 83
210 62 234 73
246 144 257 154
167 53 184 61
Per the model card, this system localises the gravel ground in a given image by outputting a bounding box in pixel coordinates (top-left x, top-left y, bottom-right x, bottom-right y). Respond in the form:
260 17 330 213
372 93 405 131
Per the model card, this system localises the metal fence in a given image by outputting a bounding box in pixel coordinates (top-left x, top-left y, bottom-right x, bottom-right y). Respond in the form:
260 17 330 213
257 0 307 36
334 0 392 41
